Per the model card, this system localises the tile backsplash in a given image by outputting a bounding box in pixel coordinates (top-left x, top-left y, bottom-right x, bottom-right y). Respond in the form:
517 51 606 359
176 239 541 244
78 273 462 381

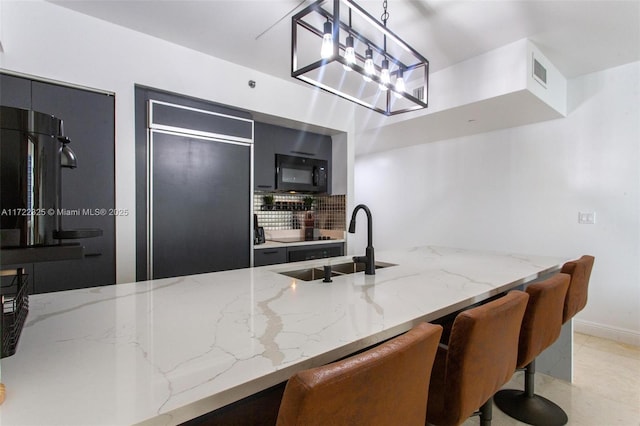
254 193 345 231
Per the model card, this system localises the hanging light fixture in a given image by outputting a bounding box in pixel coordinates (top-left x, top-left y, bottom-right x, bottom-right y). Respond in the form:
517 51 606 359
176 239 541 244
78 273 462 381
320 19 333 59
363 47 375 81
343 36 356 70
343 9 356 70
395 67 406 97
379 59 390 90
292 0 429 116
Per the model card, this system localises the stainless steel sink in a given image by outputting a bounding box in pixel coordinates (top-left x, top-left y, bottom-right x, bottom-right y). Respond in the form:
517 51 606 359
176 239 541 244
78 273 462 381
279 261 396 281
330 261 396 275
279 268 339 281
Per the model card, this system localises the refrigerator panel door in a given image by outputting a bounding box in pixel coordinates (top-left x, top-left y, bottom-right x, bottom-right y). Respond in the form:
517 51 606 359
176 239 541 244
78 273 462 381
151 131 250 279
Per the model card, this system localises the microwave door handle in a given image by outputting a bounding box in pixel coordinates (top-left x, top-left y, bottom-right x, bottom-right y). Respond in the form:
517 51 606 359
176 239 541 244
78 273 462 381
312 166 319 186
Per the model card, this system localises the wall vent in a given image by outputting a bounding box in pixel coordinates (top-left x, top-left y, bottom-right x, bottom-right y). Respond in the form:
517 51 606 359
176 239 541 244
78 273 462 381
532 55 547 88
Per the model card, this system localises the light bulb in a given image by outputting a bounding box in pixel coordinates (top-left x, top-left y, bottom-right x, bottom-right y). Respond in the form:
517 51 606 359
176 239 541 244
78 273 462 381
395 68 406 98
379 59 390 91
343 36 356 71
363 48 374 82
321 21 333 59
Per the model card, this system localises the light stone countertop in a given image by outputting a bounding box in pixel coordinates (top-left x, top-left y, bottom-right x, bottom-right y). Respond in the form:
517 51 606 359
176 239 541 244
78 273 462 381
0 246 564 426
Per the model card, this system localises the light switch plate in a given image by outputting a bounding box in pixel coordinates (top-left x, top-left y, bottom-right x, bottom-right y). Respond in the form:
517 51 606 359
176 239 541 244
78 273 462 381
578 212 596 224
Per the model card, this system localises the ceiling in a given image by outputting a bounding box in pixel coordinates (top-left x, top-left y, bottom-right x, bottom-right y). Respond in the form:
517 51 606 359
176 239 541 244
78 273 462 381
50 0 639 83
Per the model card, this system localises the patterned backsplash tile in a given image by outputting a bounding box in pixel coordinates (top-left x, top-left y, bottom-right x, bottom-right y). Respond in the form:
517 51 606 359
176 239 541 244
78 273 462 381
254 193 345 230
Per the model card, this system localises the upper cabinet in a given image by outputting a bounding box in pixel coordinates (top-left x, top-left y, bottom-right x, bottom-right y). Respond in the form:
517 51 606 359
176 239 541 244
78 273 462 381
254 122 332 193
254 122 277 191
0 74 32 109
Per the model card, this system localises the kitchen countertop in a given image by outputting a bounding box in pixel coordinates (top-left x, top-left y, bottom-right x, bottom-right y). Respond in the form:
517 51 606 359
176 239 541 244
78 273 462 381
0 246 564 426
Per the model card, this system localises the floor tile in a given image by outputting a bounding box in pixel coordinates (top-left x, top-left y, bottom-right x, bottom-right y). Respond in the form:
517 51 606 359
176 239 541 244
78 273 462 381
456 333 640 426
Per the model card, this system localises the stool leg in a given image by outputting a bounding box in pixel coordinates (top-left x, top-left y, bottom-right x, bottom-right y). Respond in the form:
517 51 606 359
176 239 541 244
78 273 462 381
494 359 568 425
479 399 492 426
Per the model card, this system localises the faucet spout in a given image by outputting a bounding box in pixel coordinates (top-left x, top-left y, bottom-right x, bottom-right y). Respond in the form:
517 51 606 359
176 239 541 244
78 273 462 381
348 204 375 275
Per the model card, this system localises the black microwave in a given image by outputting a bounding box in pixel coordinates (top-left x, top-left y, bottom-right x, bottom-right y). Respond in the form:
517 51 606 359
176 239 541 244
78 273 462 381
275 154 328 193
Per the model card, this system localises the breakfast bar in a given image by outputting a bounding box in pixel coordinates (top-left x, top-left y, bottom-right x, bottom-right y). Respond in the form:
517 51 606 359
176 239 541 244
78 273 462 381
0 246 565 425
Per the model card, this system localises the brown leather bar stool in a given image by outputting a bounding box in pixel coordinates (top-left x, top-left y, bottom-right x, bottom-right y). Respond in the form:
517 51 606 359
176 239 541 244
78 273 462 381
426 290 529 426
561 255 595 324
276 322 443 426
493 273 571 425
494 255 594 425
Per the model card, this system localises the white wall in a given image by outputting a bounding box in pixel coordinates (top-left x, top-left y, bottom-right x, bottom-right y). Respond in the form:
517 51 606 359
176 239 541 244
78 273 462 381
0 0 355 283
353 61 640 344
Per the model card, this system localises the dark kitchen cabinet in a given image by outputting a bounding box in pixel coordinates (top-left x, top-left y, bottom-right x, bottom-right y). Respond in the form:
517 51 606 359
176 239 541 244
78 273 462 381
0 73 116 293
253 122 332 192
254 122 276 191
135 86 253 281
254 247 287 266
254 243 344 266
274 128 331 160
0 74 31 109
287 243 343 262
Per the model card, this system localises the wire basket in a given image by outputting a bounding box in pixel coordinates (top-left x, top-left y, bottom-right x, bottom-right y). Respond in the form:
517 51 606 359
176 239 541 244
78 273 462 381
1 268 29 358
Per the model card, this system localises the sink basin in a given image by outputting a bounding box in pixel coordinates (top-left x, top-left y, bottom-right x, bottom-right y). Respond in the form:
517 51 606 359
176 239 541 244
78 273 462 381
279 261 396 281
330 261 396 275
279 268 339 281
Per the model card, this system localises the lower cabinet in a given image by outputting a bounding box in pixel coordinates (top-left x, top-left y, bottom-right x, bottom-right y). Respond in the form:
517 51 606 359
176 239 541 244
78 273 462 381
254 248 287 267
254 243 344 267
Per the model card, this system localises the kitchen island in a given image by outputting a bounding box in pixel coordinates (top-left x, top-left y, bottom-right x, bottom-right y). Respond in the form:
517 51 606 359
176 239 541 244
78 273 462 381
0 246 565 425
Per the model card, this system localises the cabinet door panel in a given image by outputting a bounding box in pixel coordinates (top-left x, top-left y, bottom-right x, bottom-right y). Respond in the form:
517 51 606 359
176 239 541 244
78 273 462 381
0 74 31 109
151 132 250 279
254 122 275 190
31 82 115 293
254 248 287 266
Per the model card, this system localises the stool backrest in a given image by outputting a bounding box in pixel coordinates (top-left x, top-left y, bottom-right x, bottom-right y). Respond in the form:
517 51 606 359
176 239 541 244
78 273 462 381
438 290 529 425
276 322 443 426
517 273 571 368
560 255 595 324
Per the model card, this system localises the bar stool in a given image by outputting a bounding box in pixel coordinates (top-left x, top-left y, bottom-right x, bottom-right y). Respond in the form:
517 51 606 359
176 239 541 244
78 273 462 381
561 255 595 324
493 273 571 425
276 322 443 426
426 290 529 426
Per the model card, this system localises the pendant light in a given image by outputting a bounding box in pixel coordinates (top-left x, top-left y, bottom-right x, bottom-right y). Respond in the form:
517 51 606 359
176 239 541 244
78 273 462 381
344 36 356 70
363 47 375 82
379 59 390 90
343 9 356 70
378 1 390 90
320 19 333 59
292 0 430 116
394 67 406 97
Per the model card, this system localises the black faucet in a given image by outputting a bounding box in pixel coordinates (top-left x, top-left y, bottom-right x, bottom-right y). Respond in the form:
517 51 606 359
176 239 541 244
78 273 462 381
348 204 375 275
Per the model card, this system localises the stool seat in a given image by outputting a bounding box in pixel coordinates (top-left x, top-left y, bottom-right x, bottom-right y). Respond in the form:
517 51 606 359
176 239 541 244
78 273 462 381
495 255 594 426
493 273 571 425
276 322 442 426
426 290 529 426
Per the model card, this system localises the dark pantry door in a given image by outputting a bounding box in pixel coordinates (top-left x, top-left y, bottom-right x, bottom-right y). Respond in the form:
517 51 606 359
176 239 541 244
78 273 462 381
150 130 250 279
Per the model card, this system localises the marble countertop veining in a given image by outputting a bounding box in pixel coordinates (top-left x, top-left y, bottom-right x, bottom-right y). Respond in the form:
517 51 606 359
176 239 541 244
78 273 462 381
0 246 564 426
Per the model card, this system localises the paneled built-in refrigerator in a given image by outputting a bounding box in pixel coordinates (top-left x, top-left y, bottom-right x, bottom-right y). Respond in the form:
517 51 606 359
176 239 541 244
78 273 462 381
145 100 253 280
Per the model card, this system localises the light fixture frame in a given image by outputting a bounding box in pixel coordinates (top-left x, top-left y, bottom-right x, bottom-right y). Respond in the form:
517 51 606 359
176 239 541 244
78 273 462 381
292 0 429 116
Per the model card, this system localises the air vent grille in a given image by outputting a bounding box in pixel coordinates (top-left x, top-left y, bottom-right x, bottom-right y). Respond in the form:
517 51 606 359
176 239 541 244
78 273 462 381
533 57 547 87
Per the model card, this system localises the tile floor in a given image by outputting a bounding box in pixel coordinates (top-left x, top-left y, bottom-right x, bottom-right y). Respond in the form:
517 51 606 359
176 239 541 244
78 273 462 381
462 333 640 426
